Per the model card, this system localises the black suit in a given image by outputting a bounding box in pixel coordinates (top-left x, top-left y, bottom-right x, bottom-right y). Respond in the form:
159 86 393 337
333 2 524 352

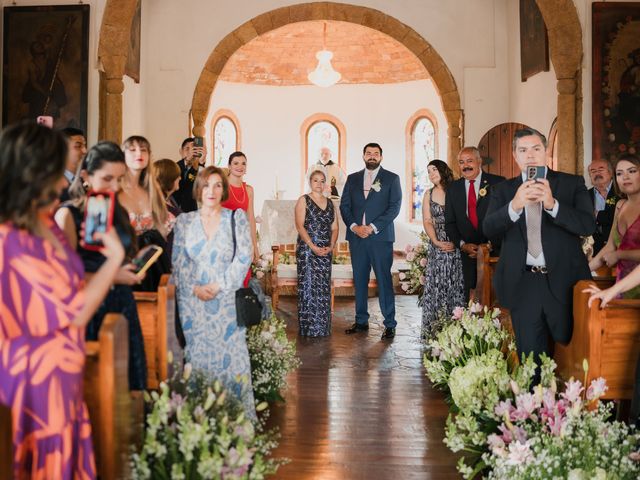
588 186 618 256
171 158 202 213
445 172 505 301
483 170 595 361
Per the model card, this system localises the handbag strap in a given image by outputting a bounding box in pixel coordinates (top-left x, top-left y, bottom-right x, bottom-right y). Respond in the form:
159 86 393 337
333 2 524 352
230 209 237 260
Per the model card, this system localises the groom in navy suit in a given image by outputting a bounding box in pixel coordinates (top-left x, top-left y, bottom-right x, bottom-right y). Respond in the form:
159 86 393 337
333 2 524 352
340 143 402 340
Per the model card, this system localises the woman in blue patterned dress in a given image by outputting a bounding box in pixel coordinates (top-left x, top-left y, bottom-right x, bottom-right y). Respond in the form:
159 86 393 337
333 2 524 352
171 166 256 418
295 169 339 336
421 159 465 339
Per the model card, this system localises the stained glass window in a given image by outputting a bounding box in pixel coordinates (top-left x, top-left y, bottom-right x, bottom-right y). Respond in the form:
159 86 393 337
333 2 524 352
412 117 436 220
213 117 237 167
307 121 339 168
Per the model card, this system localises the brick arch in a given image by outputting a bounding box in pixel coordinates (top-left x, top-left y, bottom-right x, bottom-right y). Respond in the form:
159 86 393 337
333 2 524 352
535 0 583 174
190 2 463 164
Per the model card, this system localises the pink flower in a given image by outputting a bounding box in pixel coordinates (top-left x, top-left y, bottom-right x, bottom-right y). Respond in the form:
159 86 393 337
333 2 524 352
506 441 533 466
401 282 409 292
256 270 265 279
419 276 426 285
561 379 584 404
470 302 483 313
586 377 608 401
406 252 416 262
452 306 464 320
255 215 263 224
494 399 514 418
420 258 428 267
398 272 406 280
487 434 507 457
404 244 413 254
512 392 538 421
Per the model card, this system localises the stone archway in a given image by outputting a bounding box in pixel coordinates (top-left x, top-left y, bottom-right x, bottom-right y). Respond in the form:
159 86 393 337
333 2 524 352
189 2 463 165
535 0 583 174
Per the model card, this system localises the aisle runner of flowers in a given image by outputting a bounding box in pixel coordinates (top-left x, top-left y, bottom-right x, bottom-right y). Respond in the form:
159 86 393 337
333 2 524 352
423 304 640 479
398 233 429 301
132 312 301 479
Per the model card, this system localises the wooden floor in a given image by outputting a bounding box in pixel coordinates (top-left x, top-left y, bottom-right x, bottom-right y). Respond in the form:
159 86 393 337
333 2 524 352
267 296 460 480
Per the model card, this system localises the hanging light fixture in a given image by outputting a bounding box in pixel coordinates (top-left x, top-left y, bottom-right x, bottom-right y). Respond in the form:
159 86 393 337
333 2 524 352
308 22 341 88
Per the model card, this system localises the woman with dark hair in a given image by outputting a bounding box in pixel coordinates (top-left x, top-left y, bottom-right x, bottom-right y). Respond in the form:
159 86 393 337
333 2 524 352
588 154 640 299
119 135 171 291
0 123 124 479
171 166 256 419
420 159 464 338
220 151 259 287
55 141 147 390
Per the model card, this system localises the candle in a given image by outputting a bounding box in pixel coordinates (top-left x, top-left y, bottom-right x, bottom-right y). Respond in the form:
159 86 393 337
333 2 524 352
275 174 279 198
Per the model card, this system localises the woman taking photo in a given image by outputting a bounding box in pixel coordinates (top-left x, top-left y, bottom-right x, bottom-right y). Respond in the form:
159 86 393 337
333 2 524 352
171 166 256 419
221 151 260 286
55 141 148 391
119 135 171 291
295 169 338 337
0 122 123 479
421 159 464 339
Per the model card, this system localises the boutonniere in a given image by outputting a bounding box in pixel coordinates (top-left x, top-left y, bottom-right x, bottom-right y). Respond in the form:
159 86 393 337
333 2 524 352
188 173 196 182
606 197 618 206
478 187 488 197
371 179 382 192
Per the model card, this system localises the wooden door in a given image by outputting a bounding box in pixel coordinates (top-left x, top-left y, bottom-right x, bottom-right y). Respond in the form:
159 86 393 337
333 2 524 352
478 122 530 179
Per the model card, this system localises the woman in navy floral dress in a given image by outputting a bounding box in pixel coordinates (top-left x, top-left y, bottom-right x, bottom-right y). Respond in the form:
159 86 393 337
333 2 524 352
295 169 339 336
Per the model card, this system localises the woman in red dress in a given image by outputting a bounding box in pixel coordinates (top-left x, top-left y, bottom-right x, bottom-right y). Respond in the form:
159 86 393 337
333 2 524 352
221 151 259 286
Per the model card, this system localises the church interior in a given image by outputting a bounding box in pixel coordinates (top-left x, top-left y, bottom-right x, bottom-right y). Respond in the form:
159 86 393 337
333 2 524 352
1 0 640 479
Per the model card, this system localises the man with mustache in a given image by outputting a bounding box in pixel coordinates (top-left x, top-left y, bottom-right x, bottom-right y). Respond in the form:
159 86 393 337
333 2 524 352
340 143 402 340
483 128 594 376
587 159 617 256
444 147 505 302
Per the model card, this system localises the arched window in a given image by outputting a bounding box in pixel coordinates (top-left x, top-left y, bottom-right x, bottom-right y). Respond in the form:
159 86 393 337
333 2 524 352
300 113 346 192
406 111 438 221
210 110 241 167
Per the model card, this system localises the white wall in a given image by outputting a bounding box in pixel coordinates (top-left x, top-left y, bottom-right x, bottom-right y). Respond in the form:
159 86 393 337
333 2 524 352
207 79 446 218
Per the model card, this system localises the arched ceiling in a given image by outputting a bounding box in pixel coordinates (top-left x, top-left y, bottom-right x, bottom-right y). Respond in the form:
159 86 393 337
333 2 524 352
219 20 429 86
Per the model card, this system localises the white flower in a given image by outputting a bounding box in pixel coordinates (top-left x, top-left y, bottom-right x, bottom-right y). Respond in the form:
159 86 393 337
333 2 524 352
371 179 381 192
586 377 608 401
505 441 533 466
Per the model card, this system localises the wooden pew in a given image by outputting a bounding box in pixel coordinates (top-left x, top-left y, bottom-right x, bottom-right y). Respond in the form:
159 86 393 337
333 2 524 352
330 241 377 312
555 278 640 400
0 314 136 480
270 244 298 310
134 274 178 389
476 243 499 307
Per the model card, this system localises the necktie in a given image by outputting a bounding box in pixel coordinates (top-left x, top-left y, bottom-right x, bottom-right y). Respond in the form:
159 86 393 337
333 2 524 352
468 179 478 229
526 202 543 258
364 170 373 199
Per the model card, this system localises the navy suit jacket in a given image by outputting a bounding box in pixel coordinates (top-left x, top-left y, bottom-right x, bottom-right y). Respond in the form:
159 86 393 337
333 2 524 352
340 167 402 243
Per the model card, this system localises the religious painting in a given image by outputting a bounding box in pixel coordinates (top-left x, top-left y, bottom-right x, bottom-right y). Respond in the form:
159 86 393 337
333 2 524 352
519 0 549 81
213 116 238 167
306 120 339 172
125 0 141 83
592 2 640 162
411 117 436 221
2 5 89 131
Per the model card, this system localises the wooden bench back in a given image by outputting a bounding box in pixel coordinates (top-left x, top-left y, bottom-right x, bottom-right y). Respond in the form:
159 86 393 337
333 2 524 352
0 404 10 480
134 274 177 389
555 278 640 400
476 244 499 307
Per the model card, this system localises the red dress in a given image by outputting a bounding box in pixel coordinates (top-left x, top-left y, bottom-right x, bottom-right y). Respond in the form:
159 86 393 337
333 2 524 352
221 182 252 287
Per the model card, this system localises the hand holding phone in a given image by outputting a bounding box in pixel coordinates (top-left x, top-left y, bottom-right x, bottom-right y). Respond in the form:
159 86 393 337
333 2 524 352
193 137 204 158
36 116 53 128
82 191 115 250
132 245 163 277
527 165 546 181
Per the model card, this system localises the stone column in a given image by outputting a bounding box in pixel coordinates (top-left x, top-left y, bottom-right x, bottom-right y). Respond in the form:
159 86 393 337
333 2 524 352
556 78 576 174
103 77 125 144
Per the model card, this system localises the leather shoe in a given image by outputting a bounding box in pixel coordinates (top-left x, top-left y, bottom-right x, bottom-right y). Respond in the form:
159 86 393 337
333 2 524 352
381 327 396 339
345 323 369 334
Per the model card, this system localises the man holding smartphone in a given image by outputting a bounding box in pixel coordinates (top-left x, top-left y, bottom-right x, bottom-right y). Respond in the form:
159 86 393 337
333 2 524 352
483 128 595 376
172 137 206 212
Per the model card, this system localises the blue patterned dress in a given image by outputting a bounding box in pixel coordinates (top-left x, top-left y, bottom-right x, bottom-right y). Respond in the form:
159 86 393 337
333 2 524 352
297 195 334 336
171 208 256 418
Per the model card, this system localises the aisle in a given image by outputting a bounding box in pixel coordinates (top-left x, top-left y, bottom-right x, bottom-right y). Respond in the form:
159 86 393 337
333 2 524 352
267 296 460 479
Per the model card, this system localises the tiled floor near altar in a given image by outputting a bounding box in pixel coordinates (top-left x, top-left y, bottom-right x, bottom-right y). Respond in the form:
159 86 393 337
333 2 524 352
267 296 460 480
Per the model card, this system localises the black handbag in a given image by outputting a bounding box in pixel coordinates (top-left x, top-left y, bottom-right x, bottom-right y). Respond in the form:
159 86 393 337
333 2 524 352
230 210 262 328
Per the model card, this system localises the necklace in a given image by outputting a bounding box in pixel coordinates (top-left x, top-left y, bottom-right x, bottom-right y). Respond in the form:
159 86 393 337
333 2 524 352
229 182 246 204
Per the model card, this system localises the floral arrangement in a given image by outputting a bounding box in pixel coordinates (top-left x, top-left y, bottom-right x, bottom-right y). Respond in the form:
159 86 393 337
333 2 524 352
399 232 430 300
130 366 284 480
247 313 301 403
251 255 271 280
423 303 640 479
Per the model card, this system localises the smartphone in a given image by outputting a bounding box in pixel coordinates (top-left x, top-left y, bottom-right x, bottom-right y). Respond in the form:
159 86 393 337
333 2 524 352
527 165 545 181
83 191 115 250
193 136 203 157
36 115 53 128
132 245 163 276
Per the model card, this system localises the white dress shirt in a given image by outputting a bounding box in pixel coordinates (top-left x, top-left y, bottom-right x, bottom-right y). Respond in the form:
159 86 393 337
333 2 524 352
350 166 381 234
